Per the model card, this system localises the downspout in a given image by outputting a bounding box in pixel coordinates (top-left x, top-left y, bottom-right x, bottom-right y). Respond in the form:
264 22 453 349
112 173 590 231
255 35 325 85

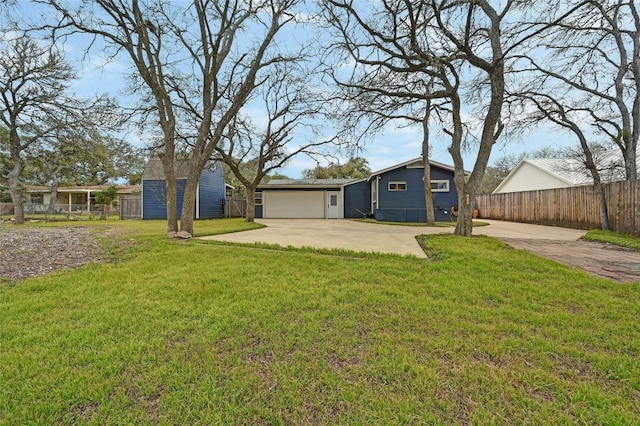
195 183 200 219
370 180 375 213
376 176 380 212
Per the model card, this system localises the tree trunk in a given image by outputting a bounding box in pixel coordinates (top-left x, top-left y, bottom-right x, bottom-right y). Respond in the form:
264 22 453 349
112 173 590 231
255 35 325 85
180 171 200 236
160 154 179 234
445 87 472 236
8 173 24 224
423 161 435 226
245 185 256 222
47 183 59 216
47 170 59 216
624 142 637 181
8 156 24 225
454 187 474 237
421 107 435 226
581 142 610 230
593 180 611 231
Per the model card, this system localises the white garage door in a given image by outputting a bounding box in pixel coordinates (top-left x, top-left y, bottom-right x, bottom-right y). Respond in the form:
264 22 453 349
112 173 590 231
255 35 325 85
264 191 325 218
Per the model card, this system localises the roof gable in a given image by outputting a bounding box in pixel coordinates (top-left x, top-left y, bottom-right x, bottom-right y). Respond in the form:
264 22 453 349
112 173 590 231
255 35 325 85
368 157 458 181
527 159 593 186
141 156 219 180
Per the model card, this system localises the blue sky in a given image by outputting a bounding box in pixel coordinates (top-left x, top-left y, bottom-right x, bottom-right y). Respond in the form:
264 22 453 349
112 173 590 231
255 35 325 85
71 59 569 179
28 2 577 180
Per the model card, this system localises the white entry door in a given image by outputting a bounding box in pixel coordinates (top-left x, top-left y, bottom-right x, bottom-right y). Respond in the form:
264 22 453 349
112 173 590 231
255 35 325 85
326 191 340 219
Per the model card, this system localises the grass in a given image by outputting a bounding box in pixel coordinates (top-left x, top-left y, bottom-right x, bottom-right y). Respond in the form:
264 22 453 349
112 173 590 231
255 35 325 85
18 217 263 236
1 219 639 424
582 229 640 250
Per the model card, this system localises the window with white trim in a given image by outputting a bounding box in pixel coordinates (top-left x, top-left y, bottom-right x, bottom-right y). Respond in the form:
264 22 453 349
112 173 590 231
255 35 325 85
388 181 407 191
255 192 263 205
430 180 450 192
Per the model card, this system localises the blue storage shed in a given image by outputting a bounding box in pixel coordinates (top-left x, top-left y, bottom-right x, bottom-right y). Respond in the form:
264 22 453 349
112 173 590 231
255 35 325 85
141 157 225 220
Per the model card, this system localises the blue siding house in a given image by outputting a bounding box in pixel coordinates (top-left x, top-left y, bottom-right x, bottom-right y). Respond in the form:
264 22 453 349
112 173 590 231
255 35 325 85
257 157 460 222
343 179 370 218
141 157 225 220
369 158 459 222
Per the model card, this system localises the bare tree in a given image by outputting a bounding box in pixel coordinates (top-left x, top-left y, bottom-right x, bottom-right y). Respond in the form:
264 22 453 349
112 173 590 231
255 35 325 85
323 1 461 226
512 91 613 229
327 1 588 236
216 61 340 222
0 34 83 224
45 0 309 236
325 1 563 235
504 0 639 229
516 0 639 181
44 0 187 233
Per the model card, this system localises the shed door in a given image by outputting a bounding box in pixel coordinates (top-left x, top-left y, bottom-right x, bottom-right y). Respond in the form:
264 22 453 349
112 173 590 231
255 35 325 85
264 191 325 218
326 191 340 219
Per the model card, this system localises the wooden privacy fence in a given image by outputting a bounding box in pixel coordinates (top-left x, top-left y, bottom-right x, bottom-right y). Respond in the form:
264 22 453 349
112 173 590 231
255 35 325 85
120 196 141 220
475 180 639 236
225 196 246 218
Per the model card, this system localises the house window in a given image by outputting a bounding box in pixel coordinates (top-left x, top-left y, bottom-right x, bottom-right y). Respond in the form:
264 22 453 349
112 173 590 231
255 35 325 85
30 193 43 204
388 181 407 191
255 192 263 205
431 180 450 192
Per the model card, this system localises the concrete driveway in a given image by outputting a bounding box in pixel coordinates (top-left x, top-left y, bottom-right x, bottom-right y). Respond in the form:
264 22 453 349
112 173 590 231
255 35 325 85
200 219 587 258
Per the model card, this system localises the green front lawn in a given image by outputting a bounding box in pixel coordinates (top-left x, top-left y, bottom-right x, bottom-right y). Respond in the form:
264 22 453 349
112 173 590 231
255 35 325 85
1 220 638 424
582 229 640 250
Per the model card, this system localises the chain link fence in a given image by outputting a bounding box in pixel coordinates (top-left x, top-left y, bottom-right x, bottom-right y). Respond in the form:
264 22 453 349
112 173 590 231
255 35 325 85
0 203 121 221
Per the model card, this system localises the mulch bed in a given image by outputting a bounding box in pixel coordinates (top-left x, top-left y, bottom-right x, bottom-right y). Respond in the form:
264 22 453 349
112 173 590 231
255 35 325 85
0 226 103 282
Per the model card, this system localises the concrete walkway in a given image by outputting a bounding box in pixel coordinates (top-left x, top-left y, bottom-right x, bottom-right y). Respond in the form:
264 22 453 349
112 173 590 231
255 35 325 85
200 219 587 258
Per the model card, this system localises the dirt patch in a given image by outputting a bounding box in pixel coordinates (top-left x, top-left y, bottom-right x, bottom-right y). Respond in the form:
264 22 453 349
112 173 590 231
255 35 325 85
0 226 104 282
500 238 640 283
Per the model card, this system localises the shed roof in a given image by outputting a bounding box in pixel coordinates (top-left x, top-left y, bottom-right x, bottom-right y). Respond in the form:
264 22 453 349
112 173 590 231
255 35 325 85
259 178 354 189
258 157 460 190
141 156 219 180
367 157 461 181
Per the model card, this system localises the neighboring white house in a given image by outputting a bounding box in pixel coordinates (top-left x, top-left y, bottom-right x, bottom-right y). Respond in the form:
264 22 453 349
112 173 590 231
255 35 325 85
493 151 636 194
